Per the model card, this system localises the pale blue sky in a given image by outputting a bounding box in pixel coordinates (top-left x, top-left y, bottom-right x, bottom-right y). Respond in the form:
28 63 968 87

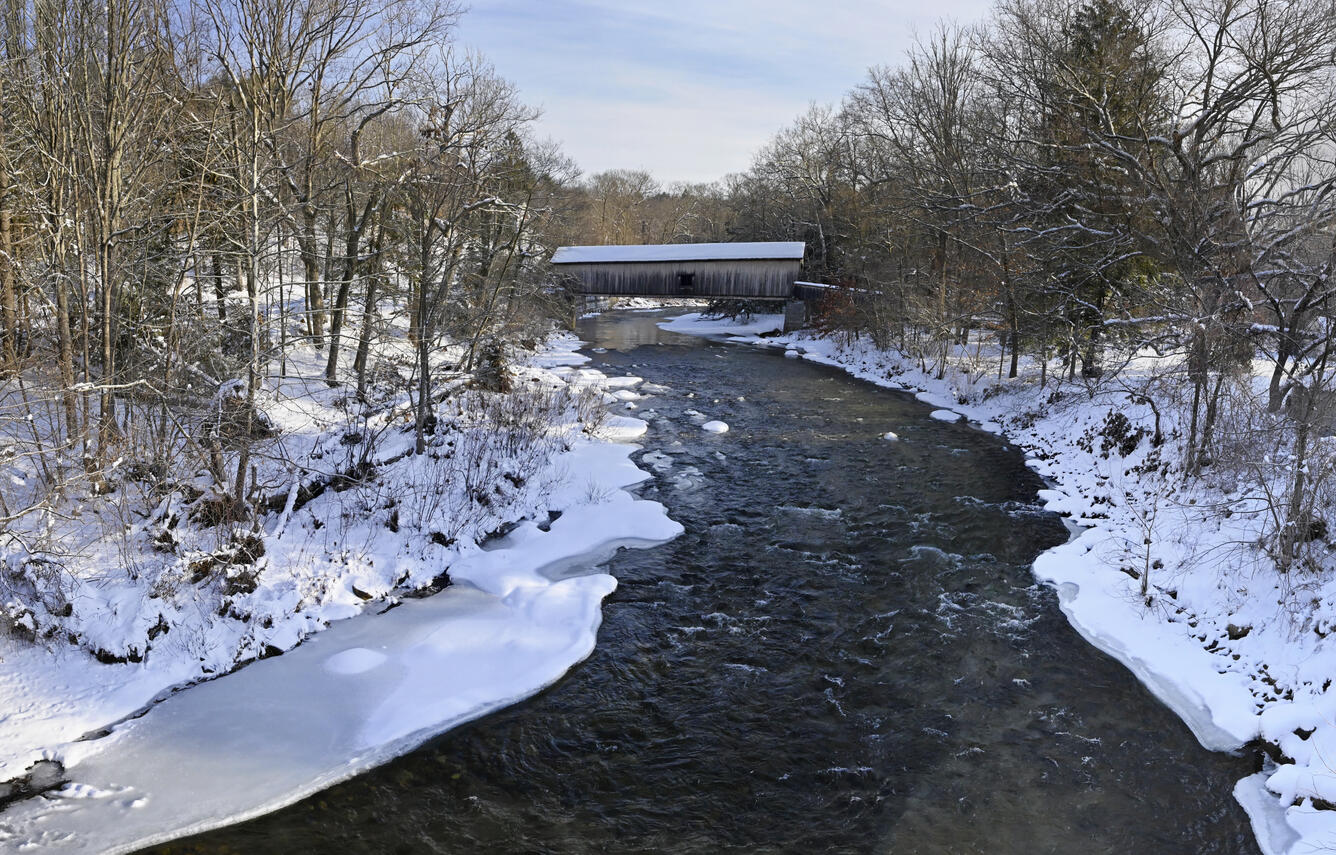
456 1 994 185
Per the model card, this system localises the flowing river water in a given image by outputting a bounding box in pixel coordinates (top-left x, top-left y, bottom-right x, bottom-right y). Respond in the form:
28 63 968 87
146 310 1260 854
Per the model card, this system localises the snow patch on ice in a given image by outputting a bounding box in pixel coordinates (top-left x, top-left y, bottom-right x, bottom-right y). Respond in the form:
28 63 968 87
322 648 388 676
701 420 729 433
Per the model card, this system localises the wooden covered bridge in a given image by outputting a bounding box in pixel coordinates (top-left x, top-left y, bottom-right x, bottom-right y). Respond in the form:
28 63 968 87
551 241 811 329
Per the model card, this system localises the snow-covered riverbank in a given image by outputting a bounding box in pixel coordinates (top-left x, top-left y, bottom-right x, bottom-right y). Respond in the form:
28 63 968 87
0 335 682 853
660 311 1336 855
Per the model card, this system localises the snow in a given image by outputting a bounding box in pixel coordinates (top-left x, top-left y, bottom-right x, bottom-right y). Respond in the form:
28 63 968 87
929 409 963 422
0 335 684 853
657 312 783 337
657 310 1336 855
701 421 729 433
322 647 387 675
552 241 805 264
1038 557 1258 751
883 431 900 441
8 300 1333 853
578 296 707 318
1237 774 1303 855
598 414 650 441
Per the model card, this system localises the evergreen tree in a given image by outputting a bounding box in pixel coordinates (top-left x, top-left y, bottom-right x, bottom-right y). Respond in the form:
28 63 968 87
1029 0 1165 377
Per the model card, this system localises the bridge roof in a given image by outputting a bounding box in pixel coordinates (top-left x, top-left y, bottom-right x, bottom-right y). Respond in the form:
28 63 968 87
551 241 805 265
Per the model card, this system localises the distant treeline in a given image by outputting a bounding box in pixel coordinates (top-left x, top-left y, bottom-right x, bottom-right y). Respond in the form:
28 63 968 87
566 0 1336 573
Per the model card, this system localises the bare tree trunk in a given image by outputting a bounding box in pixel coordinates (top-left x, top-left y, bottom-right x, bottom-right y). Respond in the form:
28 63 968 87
413 265 432 454
936 230 948 327
0 146 17 370
353 278 376 398
324 254 355 385
0 218 16 371
299 209 325 347
211 251 226 321
1280 418 1311 572
243 231 259 395
16 273 28 358
0 30 14 371
325 191 379 385
1267 326 1298 412
353 229 383 399
97 240 119 462
1199 373 1227 464
1186 372 1203 474
1007 302 1020 379
277 232 287 377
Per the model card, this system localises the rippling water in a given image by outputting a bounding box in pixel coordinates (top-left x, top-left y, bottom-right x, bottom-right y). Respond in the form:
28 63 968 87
148 311 1259 854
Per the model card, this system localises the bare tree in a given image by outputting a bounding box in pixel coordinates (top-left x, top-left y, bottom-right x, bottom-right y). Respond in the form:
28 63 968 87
397 55 540 453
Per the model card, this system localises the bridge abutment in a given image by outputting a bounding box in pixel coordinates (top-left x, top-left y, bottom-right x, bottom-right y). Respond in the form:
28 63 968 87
783 300 808 333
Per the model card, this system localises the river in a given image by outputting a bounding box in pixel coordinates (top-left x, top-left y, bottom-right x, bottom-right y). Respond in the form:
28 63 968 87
147 310 1260 854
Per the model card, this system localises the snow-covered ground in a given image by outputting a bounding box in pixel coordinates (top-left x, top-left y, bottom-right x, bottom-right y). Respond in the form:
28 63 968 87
0 335 683 853
657 310 784 337
579 296 708 317
661 311 1336 855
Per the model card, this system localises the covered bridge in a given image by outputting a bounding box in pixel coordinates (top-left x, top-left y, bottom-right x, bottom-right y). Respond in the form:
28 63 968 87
551 241 806 300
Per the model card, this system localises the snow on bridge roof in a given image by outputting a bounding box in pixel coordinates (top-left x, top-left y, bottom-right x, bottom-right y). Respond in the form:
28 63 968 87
551 242 806 264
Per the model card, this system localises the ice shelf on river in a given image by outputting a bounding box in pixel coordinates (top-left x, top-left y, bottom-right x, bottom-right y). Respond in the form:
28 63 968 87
0 439 682 855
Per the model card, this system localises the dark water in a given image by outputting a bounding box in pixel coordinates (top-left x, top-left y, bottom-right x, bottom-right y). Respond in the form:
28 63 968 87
148 311 1260 854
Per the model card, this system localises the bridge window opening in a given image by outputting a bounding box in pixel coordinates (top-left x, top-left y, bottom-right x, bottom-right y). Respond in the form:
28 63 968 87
677 272 695 294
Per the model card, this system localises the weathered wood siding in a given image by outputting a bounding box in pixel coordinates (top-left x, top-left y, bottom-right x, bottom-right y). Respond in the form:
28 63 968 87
557 258 801 299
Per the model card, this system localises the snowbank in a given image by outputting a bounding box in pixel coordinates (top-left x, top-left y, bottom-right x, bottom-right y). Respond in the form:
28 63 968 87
657 311 783 337
577 296 707 318
659 311 1336 855
0 336 683 853
0 477 680 854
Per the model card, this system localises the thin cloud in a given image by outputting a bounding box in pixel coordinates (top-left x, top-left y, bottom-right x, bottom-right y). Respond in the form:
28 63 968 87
457 0 994 184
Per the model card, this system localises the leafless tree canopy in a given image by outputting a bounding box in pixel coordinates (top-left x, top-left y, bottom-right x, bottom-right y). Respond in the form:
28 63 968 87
6 0 1336 648
0 0 580 526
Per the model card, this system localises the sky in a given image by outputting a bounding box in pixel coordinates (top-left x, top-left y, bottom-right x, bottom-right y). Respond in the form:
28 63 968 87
455 1 995 187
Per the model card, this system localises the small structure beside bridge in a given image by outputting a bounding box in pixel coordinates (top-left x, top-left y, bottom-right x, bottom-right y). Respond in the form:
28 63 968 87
551 241 812 330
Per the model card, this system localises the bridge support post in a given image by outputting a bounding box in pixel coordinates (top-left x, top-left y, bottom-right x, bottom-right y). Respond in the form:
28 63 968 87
783 300 808 333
